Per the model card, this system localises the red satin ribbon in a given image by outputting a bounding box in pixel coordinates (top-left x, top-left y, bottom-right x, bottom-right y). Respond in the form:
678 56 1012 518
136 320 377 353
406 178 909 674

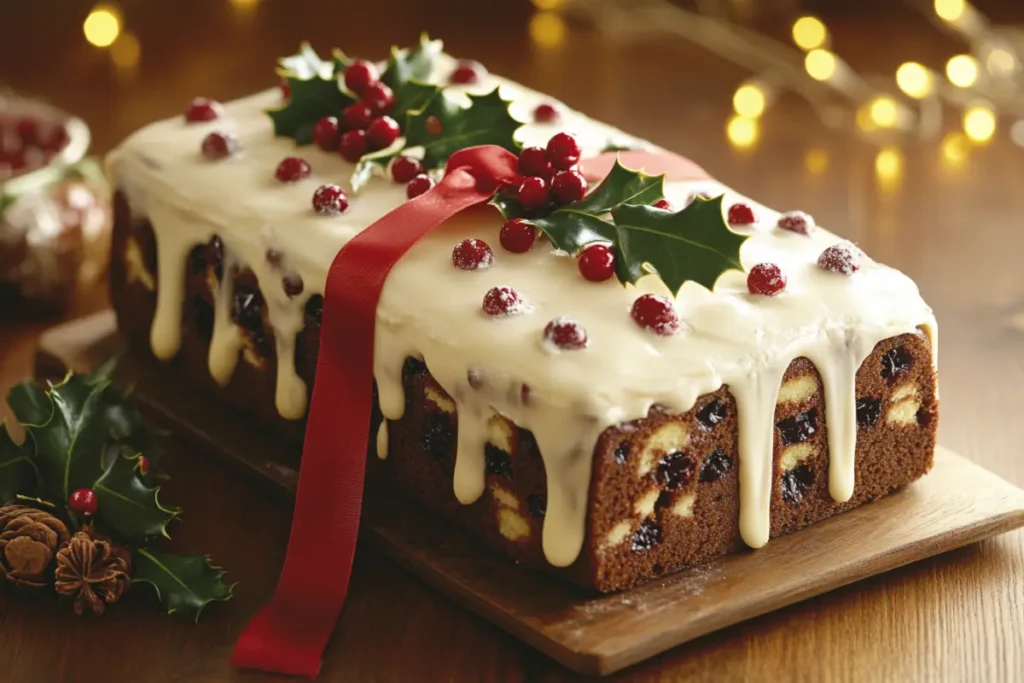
231 145 707 677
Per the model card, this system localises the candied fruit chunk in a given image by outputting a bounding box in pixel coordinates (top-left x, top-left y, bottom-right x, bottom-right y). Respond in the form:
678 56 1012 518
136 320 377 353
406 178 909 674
777 409 817 446
527 494 546 519
485 444 513 479
655 451 697 491
231 285 265 332
187 244 207 275
781 465 814 504
631 519 662 553
699 449 732 483
422 414 454 461
696 400 727 431
881 347 912 380
917 407 933 427
305 295 323 326
614 442 630 464
856 398 881 428
190 297 214 341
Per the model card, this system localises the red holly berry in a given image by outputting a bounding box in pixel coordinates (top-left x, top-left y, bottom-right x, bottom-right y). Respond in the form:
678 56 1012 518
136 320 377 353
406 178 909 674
366 116 400 150
817 243 862 275
185 97 221 123
578 244 616 282
533 102 560 123
631 293 680 335
69 488 98 516
747 263 786 296
362 81 396 116
391 155 425 183
407 173 435 199
313 116 341 152
653 198 673 210
450 59 486 84
312 184 350 216
344 59 379 95
777 210 815 235
338 129 368 162
551 170 587 204
543 317 588 350
499 218 536 254
341 103 373 131
546 132 581 171
424 115 443 136
728 203 756 225
518 146 552 179
139 457 150 475
275 157 311 182
517 176 550 211
483 286 528 317
201 132 237 160
452 238 494 271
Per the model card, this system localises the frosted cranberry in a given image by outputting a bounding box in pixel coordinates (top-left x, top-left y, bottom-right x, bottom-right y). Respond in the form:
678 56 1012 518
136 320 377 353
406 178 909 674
338 129 368 162
543 317 588 350
341 103 373 131
517 176 550 211
275 157 311 182
367 116 400 150
185 97 221 123
631 293 680 335
747 263 786 296
653 198 673 210
533 102 560 123
344 59 379 95
452 238 494 271
551 170 587 204
545 132 581 171
313 116 341 151
518 146 552 178
312 184 349 215
201 132 237 160
362 81 395 116
407 173 434 199
425 115 443 136
450 59 486 84
778 210 815 235
728 203 756 225
483 286 528 317
391 156 424 183
818 243 862 275
69 488 98 516
500 218 536 253
578 244 616 282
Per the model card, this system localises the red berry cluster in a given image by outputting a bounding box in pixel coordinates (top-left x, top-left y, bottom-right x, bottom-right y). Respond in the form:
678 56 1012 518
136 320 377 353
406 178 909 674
515 133 586 211
0 114 70 177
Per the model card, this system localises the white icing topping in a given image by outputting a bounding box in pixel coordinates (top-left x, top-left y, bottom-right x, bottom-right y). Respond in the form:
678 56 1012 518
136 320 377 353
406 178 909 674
106 56 937 568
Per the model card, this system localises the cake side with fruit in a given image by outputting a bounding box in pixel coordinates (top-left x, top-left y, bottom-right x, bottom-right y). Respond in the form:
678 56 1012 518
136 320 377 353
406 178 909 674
106 37 938 591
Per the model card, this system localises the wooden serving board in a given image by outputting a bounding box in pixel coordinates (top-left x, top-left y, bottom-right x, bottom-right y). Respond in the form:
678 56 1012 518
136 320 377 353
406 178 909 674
34 312 1024 676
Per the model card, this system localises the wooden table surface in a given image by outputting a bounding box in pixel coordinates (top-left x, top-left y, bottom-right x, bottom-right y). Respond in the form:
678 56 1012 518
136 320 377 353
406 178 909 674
2 1 1023 681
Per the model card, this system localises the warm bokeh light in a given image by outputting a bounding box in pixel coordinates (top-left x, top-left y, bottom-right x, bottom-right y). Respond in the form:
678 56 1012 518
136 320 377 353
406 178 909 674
530 11 566 48
792 16 828 51
963 105 996 143
83 5 121 48
726 115 759 149
805 49 837 82
934 0 966 22
986 48 1016 76
946 54 979 88
110 31 140 70
856 104 877 133
869 97 899 128
732 84 767 118
531 0 565 10
804 148 829 175
940 132 969 167
875 146 903 190
895 62 933 99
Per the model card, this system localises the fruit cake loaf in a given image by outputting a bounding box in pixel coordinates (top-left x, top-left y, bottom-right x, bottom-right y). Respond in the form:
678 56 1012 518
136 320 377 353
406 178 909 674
106 43 938 591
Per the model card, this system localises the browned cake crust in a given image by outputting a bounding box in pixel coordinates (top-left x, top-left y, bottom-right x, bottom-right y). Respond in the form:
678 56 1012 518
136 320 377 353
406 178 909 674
110 192 939 592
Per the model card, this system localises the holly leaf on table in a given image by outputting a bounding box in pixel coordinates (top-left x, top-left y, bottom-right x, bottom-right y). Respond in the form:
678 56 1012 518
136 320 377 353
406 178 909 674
94 446 178 544
493 160 666 254
0 423 37 504
270 45 355 146
611 195 749 294
405 88 522 169
134 550 234 621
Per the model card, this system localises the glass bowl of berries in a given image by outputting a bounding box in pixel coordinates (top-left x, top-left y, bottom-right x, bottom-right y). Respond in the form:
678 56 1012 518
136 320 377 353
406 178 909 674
0 91 110 311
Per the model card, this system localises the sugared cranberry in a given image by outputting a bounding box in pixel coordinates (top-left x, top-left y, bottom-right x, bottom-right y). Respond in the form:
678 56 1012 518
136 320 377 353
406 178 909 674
452 238 494 271
747 263 786 296
631 293 680 335
778 210 815 235
551 170 587 204
407 173 434 199
500 219 536 254
362 81 395 116
728 203 756 225
313 116 341 152
482 286 528 317
69 488 98 516
545 132 581 171
312 184 349 216
366 116 400 150
518 146 552 178
338 129 367 162
517 176 550 211
391 156 424 183
185 97 221 123
275 157 311 182
543 317 588 350
578 244 616 282
653 198 673 210
450 59 486 84
341 103 373 131
344 59 379 95
533 102 560 123
201 132 237 160
818 243 862 275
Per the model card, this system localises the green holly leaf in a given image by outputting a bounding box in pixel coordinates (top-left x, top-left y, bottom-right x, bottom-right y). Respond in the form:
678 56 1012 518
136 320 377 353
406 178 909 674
0 423 37 504
381 34 443 120
269 44 354 145
93 447 178 544
279 42 335 80
493 160 666 254
134 549 234 621
405 88 522 169
611 195 749 294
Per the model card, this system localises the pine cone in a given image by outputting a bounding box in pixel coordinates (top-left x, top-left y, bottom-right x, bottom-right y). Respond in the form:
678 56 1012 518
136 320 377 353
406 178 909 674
54 527 132 616
0 504 71 589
